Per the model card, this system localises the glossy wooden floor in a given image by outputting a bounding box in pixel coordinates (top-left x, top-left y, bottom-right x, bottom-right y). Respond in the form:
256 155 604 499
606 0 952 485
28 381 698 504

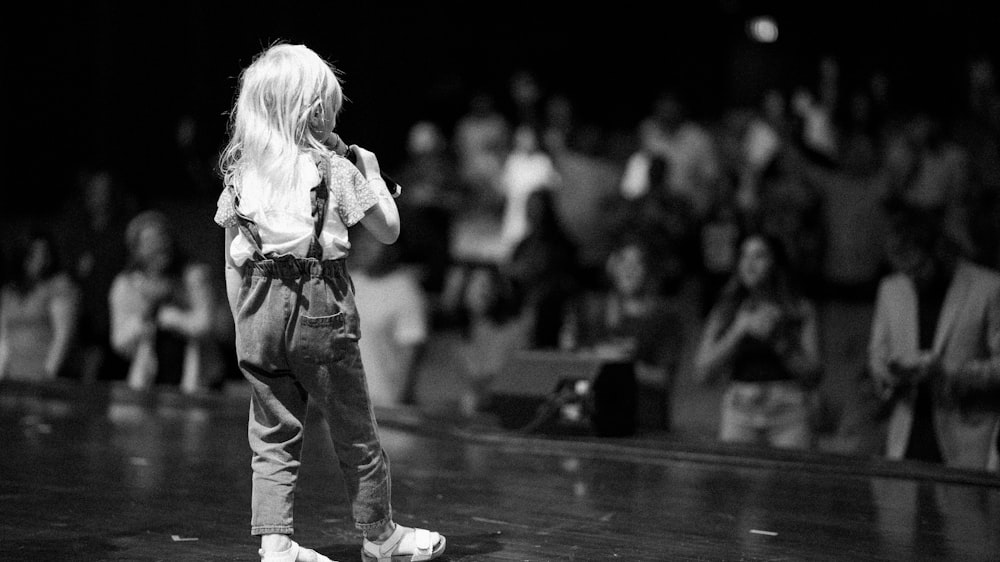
2 380 999 562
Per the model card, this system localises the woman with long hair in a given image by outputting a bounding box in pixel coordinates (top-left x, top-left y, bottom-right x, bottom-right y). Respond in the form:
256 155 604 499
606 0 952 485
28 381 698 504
0 229 80 382
694 232 822 449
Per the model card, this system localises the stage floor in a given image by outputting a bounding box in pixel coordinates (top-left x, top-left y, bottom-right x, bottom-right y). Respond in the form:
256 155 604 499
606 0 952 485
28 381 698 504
2 380 998 561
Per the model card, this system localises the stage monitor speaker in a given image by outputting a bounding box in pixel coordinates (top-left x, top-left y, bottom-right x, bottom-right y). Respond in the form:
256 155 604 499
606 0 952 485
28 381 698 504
487 350 636 437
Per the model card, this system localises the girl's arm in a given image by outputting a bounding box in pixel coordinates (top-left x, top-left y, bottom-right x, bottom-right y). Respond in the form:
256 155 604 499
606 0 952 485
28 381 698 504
223 226 244 320
352 146 400 244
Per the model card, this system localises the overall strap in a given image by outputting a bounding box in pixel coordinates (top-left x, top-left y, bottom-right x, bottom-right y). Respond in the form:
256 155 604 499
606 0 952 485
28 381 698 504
307 156 331 260
232 187 266 261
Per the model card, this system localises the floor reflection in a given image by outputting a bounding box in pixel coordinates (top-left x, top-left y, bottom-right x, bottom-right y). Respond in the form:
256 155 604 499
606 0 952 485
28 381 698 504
1 381 998 561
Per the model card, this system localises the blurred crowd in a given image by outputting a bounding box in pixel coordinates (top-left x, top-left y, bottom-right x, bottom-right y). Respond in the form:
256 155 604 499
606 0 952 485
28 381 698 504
2 54 999 472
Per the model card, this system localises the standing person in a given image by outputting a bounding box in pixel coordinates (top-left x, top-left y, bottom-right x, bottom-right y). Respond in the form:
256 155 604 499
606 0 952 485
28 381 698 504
577 234 685 430
693 233 823 450
56 168 135 382
215 43 446 562
868 205 1000 471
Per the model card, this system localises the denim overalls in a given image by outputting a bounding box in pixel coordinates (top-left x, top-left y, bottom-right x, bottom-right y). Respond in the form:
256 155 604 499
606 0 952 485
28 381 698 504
231 164 391 536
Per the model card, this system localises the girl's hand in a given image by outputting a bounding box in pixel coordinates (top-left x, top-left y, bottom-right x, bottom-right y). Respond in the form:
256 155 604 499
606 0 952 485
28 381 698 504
350 145 382 180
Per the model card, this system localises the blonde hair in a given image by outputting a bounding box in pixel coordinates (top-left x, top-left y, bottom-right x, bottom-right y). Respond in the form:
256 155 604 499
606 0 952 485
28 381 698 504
220 42 345 200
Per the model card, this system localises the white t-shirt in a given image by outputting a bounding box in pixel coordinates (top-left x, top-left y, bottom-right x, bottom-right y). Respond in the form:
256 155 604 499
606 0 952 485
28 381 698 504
215 153 379 265
499 151 560 254
352 268 429 407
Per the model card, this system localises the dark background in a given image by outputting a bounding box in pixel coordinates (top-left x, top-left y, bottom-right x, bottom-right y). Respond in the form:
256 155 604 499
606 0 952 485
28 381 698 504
3 0 997 214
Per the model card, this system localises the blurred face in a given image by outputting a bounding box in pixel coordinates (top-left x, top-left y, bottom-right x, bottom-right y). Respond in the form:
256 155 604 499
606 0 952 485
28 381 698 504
24 239 52 280
762 89 785 121
136 225 172 273
610 245 647 297
513 126 537 152
737 236 773 289
654 95 681 127
886 235 936 284
85 172 112 215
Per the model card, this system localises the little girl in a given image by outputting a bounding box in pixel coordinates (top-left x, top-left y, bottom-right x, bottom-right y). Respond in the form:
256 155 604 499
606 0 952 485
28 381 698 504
215 42 445 562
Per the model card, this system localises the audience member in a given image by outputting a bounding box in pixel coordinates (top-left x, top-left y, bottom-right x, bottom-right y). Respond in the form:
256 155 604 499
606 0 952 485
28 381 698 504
395 120 461 296
448 262 530 417
952 56 1000 269
506 188 580 349
508 69 544 131
694 232 823 449
498 124 562 256
867 205 1000 471
349 226 430 408
887 112 975 257
780 137 890 439
752 156 825 296
609 187 701 298
698 195 743 317
733 90 786 214
630 91 722 220
619 117 672 202
452 91 510 216
789 56 840 164
540 95 624 272
576 233 685 430
109 210 220 394
55 168 135 382
0 229 81 382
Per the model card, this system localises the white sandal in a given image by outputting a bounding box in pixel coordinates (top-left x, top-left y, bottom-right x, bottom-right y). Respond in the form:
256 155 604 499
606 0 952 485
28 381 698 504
259 540 335 562
361 524 446 562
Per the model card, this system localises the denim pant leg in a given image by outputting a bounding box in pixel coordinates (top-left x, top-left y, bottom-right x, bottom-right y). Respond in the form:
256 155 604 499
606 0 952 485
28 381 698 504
236 273 307 536
245 367 309 535
286 270 392 533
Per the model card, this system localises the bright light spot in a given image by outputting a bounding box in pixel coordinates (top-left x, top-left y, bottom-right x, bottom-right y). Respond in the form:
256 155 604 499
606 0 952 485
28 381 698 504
747 16 779 43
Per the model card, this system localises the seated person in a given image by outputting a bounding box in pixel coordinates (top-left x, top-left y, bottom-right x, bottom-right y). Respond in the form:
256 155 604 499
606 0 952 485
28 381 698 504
0 229 81 382
348 226 430 408
443 261 531 417
575 233 685 430
109 211 219 394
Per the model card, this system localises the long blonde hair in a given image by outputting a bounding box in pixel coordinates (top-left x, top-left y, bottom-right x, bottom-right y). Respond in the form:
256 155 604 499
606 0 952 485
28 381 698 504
219 42 344 202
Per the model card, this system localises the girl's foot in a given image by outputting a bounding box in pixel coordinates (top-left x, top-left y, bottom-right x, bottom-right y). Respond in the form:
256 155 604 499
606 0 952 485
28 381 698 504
362 522 446 561
259 539 334 562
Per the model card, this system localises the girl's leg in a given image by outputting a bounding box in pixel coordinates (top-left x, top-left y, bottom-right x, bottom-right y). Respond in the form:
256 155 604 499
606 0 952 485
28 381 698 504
244 364 309 537
295 345 446 561
287 272 392 535
292 344 393 535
